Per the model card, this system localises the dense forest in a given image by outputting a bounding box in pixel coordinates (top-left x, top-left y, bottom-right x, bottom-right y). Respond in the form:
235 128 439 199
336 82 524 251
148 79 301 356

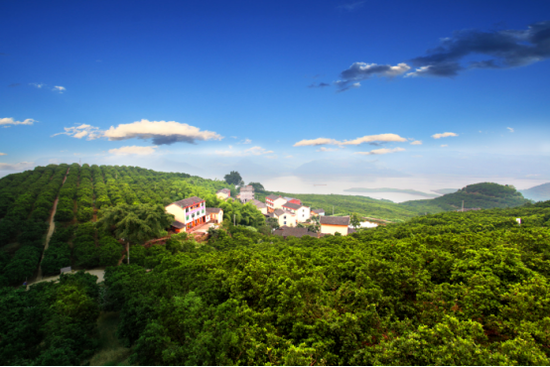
1 164 549 365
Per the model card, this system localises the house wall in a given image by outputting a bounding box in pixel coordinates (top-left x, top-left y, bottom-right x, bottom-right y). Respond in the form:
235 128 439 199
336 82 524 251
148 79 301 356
166 204 187 223
296 206 311 223
277 212 297 227
320 224 348 236
216 192 229 200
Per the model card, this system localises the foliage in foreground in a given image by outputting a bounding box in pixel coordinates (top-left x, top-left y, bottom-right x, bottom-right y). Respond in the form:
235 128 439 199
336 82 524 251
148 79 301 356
100 202 550 365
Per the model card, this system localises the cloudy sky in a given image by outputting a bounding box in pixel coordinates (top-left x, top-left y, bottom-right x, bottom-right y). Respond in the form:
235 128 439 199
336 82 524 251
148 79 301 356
1 0 550 197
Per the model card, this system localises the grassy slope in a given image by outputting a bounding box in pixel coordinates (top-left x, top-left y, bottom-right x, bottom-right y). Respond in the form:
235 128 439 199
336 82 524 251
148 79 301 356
400 182 531 213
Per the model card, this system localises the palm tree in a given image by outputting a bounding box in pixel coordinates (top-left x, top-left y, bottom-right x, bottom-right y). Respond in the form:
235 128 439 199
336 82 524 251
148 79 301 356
97 204 174 263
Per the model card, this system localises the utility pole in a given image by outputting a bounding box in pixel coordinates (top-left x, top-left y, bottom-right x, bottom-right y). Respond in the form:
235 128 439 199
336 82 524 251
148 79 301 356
461 200 464 212
234 214 236 226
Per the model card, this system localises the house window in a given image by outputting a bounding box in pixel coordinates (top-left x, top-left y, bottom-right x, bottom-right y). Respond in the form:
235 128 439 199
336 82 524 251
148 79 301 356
284 216 286 219
186 216 189 221
284 221 286 225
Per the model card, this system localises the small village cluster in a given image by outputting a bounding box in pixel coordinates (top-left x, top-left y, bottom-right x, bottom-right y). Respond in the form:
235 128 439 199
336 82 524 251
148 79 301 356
165 185 355 238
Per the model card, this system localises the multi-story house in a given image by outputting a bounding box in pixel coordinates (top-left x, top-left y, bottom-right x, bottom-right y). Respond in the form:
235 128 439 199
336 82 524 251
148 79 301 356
272 208 297 227
282 202 311 223
239 185 255 203
251 199 268 215
165 196 206 232
265 194 287 212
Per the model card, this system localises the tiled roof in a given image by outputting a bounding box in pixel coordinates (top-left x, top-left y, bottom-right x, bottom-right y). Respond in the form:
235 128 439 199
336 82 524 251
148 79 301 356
172 196 204 208
312 209 325 214
273 208 285 216
171 220 186 229
251 199 267 208
320 216 350 226
283 202 301 210
217 188 231 194
266 194 281 200
273 226 317 239
206 207 222 214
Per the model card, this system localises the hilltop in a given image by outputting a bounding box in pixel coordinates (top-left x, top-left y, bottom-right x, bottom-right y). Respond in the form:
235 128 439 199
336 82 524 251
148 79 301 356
399 182 531 213
521 182 550 202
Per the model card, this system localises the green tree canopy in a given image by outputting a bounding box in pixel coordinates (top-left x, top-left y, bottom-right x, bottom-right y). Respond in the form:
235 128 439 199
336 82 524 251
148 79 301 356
96 203 174 247
224 171 242 186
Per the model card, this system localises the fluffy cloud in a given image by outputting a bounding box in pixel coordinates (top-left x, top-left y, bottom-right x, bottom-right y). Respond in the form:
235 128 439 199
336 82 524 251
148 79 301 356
52 124 103 140
354 147 406 155
53 86 66 93
109 145 158 156
432 132 458 139
103 119 222 145
240 138 252 144
0 161 34 171
294 138 341 147
507 127 515 132
29 83 44 89
295 133 407 147
0 153 6 156
333 21 550 86
0 117 35 126
341 133 407 145
317 147 340 152
410 140 422 145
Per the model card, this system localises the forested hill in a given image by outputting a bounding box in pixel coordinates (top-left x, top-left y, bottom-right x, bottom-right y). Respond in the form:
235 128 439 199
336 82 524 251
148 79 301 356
521 182 550 202
399 182 531 213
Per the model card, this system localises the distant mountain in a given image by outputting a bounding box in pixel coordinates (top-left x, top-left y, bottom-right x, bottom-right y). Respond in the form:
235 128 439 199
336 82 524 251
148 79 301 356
521 183 550 202
400 182 530 212
344 187 439 198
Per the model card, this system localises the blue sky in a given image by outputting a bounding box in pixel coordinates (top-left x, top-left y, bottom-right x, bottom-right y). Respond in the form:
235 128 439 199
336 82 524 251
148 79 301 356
2 0 550 196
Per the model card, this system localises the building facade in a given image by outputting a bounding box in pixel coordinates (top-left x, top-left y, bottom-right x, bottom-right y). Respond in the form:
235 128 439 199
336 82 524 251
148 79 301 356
266 194 287 212
216 188 231 200
165 196 206 232
240 185 255 203
319 216 350 236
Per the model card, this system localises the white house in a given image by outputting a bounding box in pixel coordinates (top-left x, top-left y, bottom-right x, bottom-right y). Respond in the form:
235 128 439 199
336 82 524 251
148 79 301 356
165 196 206 233
251 199 268 215
282 202 310 223
272 208 297 227
266 194 287 212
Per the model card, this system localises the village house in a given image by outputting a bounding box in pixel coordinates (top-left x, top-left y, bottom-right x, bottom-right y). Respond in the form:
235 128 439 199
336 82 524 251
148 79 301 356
206 207 224 224
283 197 302 205
320 216 350 236
216 188 231 200
271 208 297 227
251 199 268 215
240 185 255 203
282 202 311 223
165 196 206 233
311 209 325 217
265 194 287 212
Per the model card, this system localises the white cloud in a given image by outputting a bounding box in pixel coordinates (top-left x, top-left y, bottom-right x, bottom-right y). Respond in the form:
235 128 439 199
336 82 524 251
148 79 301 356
410 140 422 145
441 144 448 147
432 132 458 139
53 86 66 93
0 153 6 156
341 133 407 145
405 65 433 78
295 133 407 147
317 147 340 152
240 138 252 144
52 124 103 140
354 147 406 155
29 83 44 88
507 127 514 133
294 138 340 147
284 155 293 159
0 117 35 126
244 146 274 155
0 161 34 171
103 119 222 145
109 145 158 156
215 145 274 157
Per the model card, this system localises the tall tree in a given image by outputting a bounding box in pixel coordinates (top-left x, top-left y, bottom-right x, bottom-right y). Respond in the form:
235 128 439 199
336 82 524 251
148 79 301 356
97 204 174 259
224 171 242 187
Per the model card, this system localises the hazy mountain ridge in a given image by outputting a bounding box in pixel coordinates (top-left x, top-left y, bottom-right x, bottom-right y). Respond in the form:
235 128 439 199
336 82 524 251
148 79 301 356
521 183 550 202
